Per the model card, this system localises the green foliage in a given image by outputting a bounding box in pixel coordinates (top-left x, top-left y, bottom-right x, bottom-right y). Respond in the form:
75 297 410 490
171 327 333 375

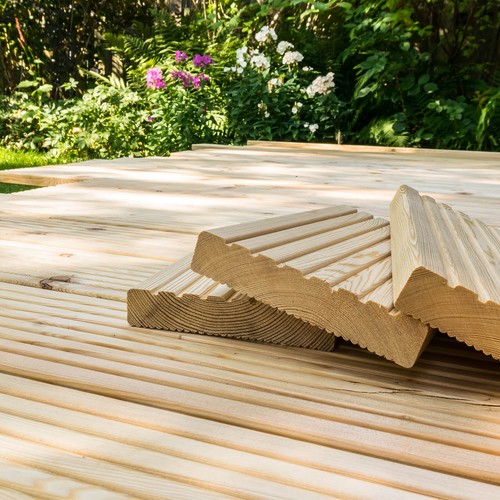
143 53 228 155
338 0 500 150
0 147 61 170
1 2 499 155
1 77 149 159
224 27 343 143
0 0 161 95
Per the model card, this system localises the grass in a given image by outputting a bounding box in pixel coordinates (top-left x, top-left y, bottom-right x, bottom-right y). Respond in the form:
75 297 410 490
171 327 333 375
0 147 61 170
0 147 66 194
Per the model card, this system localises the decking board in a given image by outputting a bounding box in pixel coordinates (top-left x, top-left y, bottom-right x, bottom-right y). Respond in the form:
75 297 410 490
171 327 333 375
128 254 336 350
0 143 499 498
192 206 432 367
391 185 500 359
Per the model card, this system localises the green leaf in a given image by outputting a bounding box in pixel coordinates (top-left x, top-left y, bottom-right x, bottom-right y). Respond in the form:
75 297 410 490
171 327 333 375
418 74 429 86
393 122 406 133
17 80 38 89
424 82 438 93
37 84 53 93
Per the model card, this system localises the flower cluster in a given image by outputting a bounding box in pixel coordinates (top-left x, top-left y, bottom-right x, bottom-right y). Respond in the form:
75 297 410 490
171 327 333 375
304 122 319 133
255 25 277 43
170 70 210 90
250 52 270 70
146 67 166 89
225 46 271 72
175 50 189 62
277 41 294 55
146 51 214 92
306 72 335 97
282 51 304 65
291 102 303 114
192 54 214 68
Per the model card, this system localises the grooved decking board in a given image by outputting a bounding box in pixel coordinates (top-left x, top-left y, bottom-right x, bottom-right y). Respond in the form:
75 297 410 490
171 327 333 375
391 185 500 360
191 205 432 367
128 254 336 350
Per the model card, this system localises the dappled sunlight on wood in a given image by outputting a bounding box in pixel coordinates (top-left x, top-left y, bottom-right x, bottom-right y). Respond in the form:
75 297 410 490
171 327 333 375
0 143 498 497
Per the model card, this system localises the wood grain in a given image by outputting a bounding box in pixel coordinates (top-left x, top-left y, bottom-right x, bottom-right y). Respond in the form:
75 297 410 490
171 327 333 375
128 254 336 350
192 206 432 367
391 185 500 359
0 144 499 498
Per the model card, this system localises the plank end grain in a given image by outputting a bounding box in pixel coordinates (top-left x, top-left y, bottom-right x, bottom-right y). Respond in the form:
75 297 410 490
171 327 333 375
127 255 336 351
192 208 431 368
390 185 500 360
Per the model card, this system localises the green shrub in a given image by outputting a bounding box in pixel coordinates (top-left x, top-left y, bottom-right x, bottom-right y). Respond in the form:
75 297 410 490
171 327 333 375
224 25 344 143
1 77 150 159
142 51 228 155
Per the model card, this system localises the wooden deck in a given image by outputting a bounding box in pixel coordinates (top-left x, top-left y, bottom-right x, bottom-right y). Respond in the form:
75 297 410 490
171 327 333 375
0 142 499 499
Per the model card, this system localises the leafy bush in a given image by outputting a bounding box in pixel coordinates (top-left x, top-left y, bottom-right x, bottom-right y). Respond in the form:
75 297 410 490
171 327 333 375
142 51 228 155
0 77 149 159
224 26 344 143
1 2 499 155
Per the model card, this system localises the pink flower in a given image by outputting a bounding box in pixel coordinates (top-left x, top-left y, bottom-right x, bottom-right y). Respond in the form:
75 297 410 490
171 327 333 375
146 67 166 89
175 50 188 62
192 54 214 68
171 70 210 90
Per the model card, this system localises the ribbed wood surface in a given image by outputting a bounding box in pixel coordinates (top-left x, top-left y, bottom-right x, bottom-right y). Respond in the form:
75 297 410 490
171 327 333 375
0 142 498 498
1 282 500 498
128 255 336 350
192 206 432 367
391 185 500 359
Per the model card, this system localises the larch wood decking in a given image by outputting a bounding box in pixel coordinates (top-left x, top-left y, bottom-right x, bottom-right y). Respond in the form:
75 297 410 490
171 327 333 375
391 185 500 359
128 254 336 350
0 143 499 498
191 206 431 367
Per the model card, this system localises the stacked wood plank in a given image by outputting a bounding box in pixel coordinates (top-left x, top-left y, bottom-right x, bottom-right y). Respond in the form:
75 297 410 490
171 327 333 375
390 185 500 360
127 254 336 350
190 205 432 368
127 181 498 369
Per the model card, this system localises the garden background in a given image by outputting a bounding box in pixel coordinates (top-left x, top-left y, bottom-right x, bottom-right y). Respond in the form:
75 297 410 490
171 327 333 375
1 0 499 166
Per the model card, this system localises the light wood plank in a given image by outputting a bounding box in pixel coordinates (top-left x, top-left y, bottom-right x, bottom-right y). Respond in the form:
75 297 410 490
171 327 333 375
0 435 233 500
243 140 500 159
0 458 124 499
128 255 336 350
391 185 500 360
192 207 431 367
3 374 498 499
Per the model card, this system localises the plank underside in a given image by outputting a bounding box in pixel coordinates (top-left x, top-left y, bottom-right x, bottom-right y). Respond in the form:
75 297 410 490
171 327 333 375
391 185 500 360
192 205 432 367
128 255 336 350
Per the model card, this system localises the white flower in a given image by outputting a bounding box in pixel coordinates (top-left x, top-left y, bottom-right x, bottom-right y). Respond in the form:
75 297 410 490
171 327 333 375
302 66 312 72
255 26 277 43
236 67 244 74
282 51 304 65
297 102 303 107
258 102 266 110
306 72 335 97
264 111 270 118
277 41 294 55
268 77 282 91
236 47 249 68
292 106 298 114
250 53 270 69
223 67 231 72
303 122 309 128
309 123 319 133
